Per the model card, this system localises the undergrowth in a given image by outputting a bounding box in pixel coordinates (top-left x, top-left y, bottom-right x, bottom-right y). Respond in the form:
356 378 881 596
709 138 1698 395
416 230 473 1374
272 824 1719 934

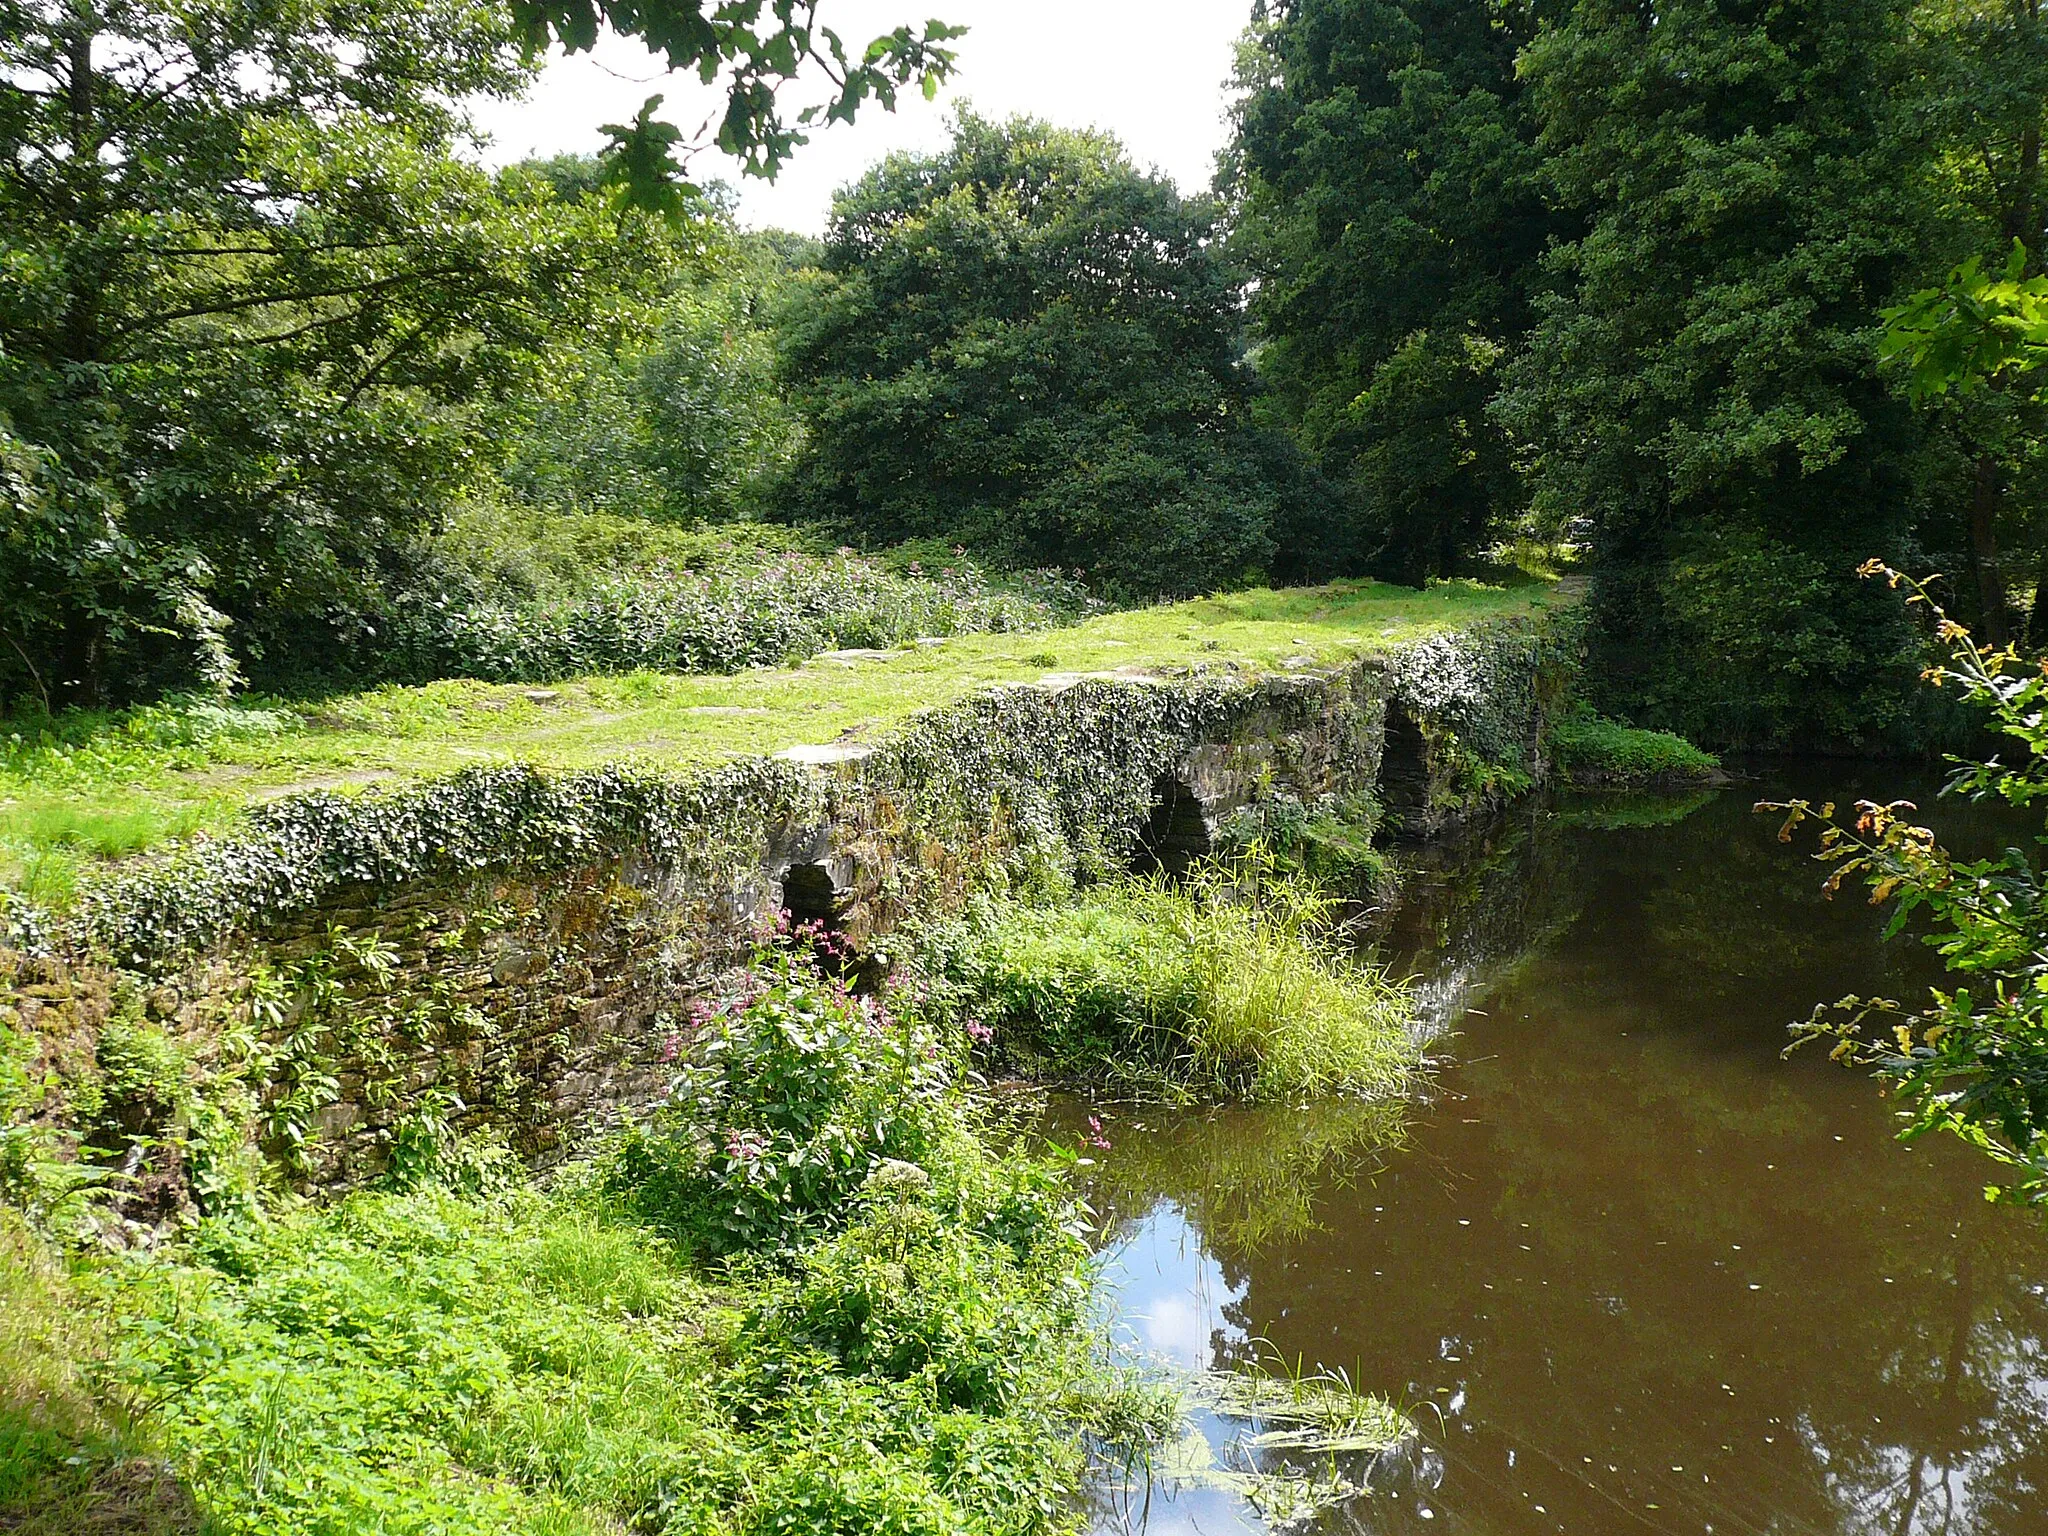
933 852 1417 1102
0 952 1172 1536
1547 706 1720 783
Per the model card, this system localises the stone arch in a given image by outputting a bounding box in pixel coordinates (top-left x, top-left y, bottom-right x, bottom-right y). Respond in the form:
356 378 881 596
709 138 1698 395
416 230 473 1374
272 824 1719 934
1132 774 1212 877
777 861 845 931
1376 704 1430 838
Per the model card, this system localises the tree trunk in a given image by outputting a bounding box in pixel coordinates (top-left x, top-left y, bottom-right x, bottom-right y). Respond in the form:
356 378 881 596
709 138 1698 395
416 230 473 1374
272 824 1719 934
1971 454 2012 649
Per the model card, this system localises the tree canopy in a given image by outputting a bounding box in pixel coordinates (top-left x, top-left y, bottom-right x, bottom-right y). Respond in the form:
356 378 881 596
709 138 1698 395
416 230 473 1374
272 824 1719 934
1229 0 1559 585
0 0 651 704
775 111 1306 597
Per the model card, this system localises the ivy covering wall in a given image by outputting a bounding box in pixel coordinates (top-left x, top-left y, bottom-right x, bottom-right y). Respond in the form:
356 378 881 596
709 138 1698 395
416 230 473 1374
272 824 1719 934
0 617 1563 1222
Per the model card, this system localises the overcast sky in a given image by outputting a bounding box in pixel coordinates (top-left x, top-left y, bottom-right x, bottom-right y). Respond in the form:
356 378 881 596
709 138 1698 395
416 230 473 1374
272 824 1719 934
467 1 1257 235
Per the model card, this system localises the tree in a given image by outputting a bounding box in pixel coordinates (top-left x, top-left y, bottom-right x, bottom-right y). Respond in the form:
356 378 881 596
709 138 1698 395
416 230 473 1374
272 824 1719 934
1229 0 1559 585
0 0 656 704
1904 1 2048 648
497 184 808 524
775 111 1303 597
1500 0 1939 748
508 1 963 199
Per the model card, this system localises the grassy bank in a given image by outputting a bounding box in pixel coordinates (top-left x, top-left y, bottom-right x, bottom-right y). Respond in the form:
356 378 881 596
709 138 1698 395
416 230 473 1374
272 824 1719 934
0 579 1550 906
0 952 1172 1536
931 855 1417 1103
1546 706 1721 785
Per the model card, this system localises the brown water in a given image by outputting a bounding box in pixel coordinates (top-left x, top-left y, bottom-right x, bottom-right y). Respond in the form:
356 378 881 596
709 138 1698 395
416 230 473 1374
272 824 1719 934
1064 767 2048 1536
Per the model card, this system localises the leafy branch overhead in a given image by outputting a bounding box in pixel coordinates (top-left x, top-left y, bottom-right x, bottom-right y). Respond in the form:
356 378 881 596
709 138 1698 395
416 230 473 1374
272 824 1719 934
1765 563 2048 1203
512 0 966 193
1881 242 2048 405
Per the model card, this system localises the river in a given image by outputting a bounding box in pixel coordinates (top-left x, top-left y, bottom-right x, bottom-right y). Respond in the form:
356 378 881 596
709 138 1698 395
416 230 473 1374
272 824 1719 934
1057 764 2048 1536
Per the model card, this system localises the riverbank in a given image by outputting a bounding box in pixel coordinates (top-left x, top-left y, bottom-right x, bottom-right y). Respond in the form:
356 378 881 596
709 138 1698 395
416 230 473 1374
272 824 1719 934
0 579 1571 1535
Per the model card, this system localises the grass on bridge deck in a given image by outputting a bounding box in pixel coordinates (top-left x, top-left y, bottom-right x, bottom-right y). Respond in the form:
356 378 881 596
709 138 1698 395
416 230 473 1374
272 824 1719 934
0 578 1556 905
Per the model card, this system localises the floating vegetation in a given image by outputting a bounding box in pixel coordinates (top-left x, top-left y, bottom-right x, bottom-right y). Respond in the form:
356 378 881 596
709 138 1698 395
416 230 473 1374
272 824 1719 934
1094 1358 1413 1530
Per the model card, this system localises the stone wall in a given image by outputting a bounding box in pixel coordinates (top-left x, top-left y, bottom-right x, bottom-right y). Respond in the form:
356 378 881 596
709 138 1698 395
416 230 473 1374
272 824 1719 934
0 618 1562 1221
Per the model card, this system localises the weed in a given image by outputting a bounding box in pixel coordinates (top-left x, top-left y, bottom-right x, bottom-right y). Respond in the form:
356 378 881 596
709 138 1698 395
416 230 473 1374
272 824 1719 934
0 954 1167 1536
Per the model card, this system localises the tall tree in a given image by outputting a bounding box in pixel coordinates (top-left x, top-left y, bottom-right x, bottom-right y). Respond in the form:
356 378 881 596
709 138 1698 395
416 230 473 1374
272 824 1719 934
0 0 639 704
1906 0 2048 647
1502 0 1939 747
1229 0 1559 585
777 111 1302 598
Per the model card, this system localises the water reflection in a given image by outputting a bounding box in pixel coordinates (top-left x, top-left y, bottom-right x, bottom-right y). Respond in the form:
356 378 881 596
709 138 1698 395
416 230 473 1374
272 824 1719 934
1065 768 2048 1535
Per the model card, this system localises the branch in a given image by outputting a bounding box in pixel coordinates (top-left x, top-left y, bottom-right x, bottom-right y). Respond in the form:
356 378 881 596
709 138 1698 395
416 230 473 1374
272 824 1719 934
105 266 480 339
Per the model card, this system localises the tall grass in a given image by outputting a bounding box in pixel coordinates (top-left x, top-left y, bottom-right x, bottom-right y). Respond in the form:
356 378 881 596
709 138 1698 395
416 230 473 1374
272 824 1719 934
1548 705 1720 783
940 851 1418 1101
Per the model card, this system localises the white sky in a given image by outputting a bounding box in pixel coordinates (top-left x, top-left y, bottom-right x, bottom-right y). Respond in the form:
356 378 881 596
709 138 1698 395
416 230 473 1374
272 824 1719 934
467 1 1257 235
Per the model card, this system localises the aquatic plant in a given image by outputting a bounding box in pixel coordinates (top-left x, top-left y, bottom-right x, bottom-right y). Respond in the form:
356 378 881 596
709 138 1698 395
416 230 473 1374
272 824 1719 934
1097 1356 1411 1531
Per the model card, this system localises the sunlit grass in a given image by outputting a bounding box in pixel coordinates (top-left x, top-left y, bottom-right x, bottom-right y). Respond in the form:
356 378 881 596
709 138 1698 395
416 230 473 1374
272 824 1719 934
0 579 1552 898
945 851 1419 1102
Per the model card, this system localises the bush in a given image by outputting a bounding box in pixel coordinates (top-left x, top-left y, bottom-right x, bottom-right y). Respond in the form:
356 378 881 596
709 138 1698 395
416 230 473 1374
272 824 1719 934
933 855 1417 1101
606 951 960 1255
259 512 1100 692
1547 706 1721 784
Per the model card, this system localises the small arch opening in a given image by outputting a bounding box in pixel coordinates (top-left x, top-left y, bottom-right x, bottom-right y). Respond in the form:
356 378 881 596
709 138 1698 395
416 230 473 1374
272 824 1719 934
779 861 844 932
1133 775 1212 877
1376 706 1430 840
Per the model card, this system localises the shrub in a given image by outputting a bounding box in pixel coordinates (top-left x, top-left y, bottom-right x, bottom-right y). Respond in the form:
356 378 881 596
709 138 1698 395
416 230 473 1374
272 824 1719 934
1 955 1158 1536
934 854 1417 1101
606 951 959 1254
1548 706 1721 784
267 515 1103 692
378 551 1089 687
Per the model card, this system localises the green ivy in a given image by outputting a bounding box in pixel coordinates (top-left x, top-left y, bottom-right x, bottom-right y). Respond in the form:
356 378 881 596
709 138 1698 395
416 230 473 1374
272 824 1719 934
33 617 1560 974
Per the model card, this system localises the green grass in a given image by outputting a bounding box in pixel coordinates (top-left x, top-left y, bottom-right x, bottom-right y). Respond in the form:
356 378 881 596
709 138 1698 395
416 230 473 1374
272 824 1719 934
1547 706 1720 783
937 855 1418 1102
0 579 1550 899
0 956 1173 1536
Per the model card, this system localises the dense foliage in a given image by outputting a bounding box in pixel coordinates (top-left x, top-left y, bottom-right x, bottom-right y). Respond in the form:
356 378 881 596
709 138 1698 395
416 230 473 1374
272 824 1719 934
1771 567 2048 1203
1506 0 1940 747
0 0 628 707
930 853 1417 1101
1231 0 2048 748
776 112 1309 597
1546 708 1722 786
1229 0 1559 585
0 1 968 711
325 515 1090 692
0 953 1165 1535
